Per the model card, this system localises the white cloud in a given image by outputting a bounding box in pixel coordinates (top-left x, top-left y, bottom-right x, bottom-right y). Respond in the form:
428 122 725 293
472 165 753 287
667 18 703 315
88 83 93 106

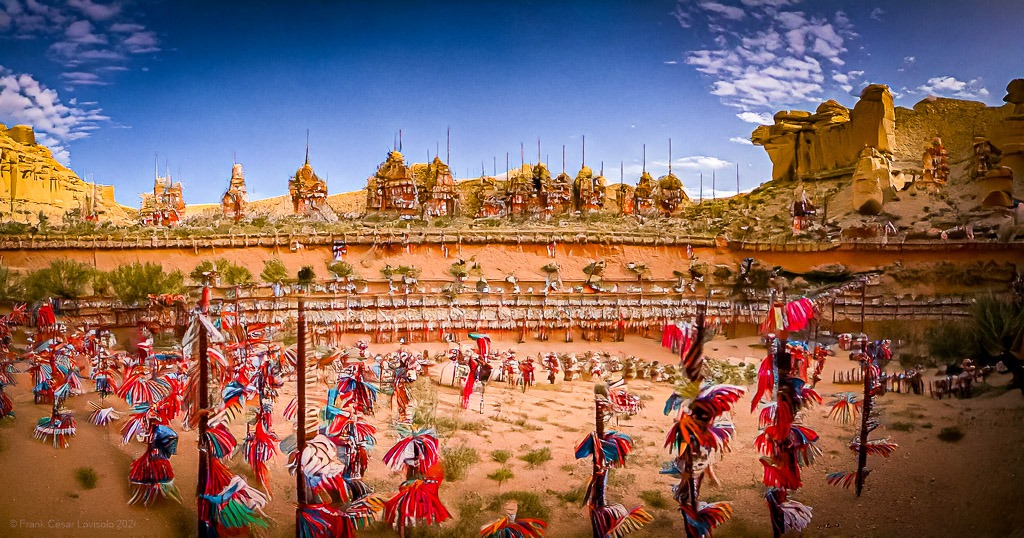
123 30 159 53
67 0 121 21
0 65 109 164
730 136 754 145
4 1 159 84
869 8 884 21
700 1 746 20
678 1 857 113
60 71 108 85
917 76 990 99
65 19 107 45
664 60 678 65
736 111 772 124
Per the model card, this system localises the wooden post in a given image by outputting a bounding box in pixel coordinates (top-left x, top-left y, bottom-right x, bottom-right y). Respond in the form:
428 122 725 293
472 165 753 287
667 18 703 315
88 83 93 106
197 286 210 536
591 384 606 538
860 280 866 334
855 343 873 497
295 296 307 535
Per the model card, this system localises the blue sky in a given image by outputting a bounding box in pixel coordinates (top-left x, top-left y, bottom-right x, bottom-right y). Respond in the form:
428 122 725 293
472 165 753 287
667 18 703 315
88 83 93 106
0 0 1020 205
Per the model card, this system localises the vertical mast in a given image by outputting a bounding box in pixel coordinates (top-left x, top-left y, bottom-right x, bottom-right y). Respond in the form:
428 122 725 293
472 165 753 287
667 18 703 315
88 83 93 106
562 145 566 174
668 138 672 175
582 135 586 167
305 130 309 165
642 144 646 174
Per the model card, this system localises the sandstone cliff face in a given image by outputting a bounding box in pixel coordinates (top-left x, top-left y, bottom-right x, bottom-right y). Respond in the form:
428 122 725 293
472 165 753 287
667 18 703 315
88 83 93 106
752 84 895 183
0 124 129 224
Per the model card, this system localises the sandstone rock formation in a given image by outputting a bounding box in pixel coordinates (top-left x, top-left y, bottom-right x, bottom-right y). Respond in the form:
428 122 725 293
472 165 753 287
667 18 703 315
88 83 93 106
0 124 127 224
995 79 1024 197
752 84 895 183
851 147 888 215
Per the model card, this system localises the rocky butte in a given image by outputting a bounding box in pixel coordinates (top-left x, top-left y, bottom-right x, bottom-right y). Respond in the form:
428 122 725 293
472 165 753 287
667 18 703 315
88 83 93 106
0 124 129 223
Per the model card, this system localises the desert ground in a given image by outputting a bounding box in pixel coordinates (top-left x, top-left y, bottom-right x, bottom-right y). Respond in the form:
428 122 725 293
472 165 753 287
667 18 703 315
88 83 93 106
1 331 1022 538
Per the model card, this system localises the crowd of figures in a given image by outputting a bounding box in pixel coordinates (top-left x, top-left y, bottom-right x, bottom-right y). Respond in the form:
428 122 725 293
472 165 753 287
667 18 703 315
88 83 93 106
0 297 569 537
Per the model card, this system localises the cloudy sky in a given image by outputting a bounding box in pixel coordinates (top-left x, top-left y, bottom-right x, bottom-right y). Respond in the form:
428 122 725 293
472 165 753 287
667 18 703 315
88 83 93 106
0 0 1019 204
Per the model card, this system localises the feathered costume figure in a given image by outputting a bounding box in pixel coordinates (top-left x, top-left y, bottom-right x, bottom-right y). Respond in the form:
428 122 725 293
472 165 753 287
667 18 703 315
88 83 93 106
120 346 184 506
381 426 447 537
751 319 820 536
479 513 547 538
284 338 382 538
825 341 898 496
577 380 651 538
662 305 742 538
0 358 18 420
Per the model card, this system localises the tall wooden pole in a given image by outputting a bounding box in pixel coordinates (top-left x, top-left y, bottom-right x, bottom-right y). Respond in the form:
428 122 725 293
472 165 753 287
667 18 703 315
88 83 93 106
591 384 606 538
860 280 867 334
855 341 873 497
295 296 307 535
197 283 211 537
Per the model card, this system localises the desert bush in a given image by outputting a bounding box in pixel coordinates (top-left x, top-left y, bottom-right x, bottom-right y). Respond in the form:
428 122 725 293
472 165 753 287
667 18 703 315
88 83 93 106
260 258 288 284
888 421 916 432
441 445 480 481
486 491 549 520
518 447 552 468
550 485 586 504
486 468 514 488
639 489 669 509
297 266 316 287
0 266 22 302
190 259 253 286
326 260 355 280
106 262 185 306
938 426 964 442
22 259 94 301
925 321 977 363
490 450 512 464
74 467 98 489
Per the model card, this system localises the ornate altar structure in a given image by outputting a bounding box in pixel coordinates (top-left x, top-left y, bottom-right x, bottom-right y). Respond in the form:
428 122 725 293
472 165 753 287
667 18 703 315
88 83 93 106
572 165 605 212
655 172 687 216
366 151 418 218
221 163 249 222
918 136 950 189
633 171 656 216
506 166 536 217
289 155 329 216
423 156 460 218
139 172 185 227
475 176 507 218
546 170 573 216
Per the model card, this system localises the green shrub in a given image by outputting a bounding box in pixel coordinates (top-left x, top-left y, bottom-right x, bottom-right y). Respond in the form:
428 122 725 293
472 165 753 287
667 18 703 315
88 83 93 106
518 447 552 468
260 258 288 284
441 445 480 481
486 491 549 520
490 450 512 464
106 262 185 306
639 489 670 509
938 426 964 442
888 421 916 432
23 259 94 301
486 467 514 487
550 485 586 504
75 467 98 489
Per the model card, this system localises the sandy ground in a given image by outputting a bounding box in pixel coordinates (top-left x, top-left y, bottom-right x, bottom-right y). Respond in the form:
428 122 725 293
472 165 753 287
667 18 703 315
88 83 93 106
1 333 1023 538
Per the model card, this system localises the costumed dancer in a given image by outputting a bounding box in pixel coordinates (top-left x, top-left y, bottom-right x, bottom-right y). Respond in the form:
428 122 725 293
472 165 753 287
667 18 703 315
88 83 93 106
382 426 449 537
